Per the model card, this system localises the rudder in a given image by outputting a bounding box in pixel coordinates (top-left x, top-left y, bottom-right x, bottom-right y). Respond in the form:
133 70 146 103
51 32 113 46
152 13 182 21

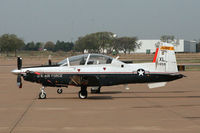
154 43 178 73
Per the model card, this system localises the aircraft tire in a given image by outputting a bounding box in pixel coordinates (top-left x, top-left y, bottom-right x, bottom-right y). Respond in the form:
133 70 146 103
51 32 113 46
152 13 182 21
79 90 87 99
39 92 46 99
57 88 63 94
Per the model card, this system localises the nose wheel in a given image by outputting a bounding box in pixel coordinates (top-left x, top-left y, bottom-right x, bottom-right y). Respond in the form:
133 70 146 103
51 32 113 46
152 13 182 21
57 88 63 94
39 92 46 99
79 86 88 99
39 86 46 99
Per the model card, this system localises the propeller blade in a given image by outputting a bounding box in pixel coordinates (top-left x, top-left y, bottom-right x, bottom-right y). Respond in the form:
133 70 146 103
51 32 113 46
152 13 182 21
17 74 22 88
48 55 52 65
17 57 22 70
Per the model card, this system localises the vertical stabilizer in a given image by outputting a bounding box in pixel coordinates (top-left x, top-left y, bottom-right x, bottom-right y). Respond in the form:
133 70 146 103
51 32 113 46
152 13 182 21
155 43 178 73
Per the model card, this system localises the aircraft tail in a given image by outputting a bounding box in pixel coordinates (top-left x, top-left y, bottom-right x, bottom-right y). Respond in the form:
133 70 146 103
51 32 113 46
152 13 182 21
153 43 178 73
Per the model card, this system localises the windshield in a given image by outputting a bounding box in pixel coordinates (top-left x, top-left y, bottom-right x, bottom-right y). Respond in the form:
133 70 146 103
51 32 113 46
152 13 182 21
57 58 68 66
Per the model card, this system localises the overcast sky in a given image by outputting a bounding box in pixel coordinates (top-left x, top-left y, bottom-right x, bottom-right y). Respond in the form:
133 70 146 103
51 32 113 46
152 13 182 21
0 0 200 42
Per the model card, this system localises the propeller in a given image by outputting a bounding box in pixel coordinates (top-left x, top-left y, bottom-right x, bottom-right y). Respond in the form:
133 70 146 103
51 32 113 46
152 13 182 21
17 57 22 88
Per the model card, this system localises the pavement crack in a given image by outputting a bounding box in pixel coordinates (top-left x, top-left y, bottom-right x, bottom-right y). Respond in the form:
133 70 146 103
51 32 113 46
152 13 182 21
9 98 36 133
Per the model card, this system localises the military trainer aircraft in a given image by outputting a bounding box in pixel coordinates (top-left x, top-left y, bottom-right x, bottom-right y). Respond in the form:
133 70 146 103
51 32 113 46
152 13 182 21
11 43 184 99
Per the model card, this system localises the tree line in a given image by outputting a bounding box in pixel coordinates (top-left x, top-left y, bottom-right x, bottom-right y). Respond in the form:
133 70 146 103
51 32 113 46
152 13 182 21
0 32 141 56
75 32 140 54
1 32 199 57
23 41 74 52
0 34 24 56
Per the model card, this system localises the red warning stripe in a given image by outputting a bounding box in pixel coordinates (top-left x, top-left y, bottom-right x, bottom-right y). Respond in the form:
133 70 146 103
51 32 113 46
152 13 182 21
34 72 41 75
153 48 159 63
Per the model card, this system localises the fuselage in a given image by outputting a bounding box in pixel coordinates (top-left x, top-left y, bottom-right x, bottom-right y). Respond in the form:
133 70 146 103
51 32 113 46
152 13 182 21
12 62 183 87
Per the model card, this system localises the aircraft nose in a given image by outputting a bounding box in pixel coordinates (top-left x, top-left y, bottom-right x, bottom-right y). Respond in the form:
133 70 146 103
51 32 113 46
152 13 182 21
11 69 20 75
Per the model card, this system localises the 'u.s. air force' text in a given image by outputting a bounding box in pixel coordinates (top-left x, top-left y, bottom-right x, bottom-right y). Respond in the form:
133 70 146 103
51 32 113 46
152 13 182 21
37 74 63 78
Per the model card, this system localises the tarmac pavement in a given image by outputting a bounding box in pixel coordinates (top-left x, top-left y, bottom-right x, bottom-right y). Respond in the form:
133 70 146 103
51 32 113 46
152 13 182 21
0 65 200 133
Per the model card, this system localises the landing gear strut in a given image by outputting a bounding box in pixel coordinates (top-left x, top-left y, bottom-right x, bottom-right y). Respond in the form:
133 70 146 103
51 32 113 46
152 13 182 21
79 86 88 99
39 86 46 99
57 88 63 94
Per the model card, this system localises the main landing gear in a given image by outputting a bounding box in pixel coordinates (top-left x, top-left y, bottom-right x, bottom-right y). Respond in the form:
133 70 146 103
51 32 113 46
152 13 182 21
39 86 46 99
79 86 88 99
57 88 63 94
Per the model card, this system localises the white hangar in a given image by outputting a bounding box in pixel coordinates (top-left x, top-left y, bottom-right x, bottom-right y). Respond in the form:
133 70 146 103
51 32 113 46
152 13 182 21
135 39 197 53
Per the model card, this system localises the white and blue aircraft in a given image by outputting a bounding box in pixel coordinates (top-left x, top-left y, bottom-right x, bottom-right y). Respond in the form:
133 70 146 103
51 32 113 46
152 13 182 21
12 43 184 99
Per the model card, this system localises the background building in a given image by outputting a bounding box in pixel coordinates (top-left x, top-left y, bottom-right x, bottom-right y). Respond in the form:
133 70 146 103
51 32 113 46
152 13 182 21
135 39 197 53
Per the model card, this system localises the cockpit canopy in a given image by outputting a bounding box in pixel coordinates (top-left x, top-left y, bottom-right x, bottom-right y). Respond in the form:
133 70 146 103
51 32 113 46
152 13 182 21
58 54 113 66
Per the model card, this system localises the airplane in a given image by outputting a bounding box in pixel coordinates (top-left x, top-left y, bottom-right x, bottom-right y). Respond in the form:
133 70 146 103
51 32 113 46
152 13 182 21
11 43 184 99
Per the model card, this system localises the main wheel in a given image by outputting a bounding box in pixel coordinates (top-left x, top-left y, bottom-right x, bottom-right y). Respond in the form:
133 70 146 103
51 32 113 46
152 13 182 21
39 92 46 99
78 90 88 99
57 88 63 94
91 87 101 94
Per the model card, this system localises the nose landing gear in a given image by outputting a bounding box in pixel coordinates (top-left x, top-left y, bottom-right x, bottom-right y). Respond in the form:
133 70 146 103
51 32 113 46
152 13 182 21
39 86 46 99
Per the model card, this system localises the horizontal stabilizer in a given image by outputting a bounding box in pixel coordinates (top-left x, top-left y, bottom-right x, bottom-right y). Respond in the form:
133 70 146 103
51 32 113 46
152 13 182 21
148 82 167 89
